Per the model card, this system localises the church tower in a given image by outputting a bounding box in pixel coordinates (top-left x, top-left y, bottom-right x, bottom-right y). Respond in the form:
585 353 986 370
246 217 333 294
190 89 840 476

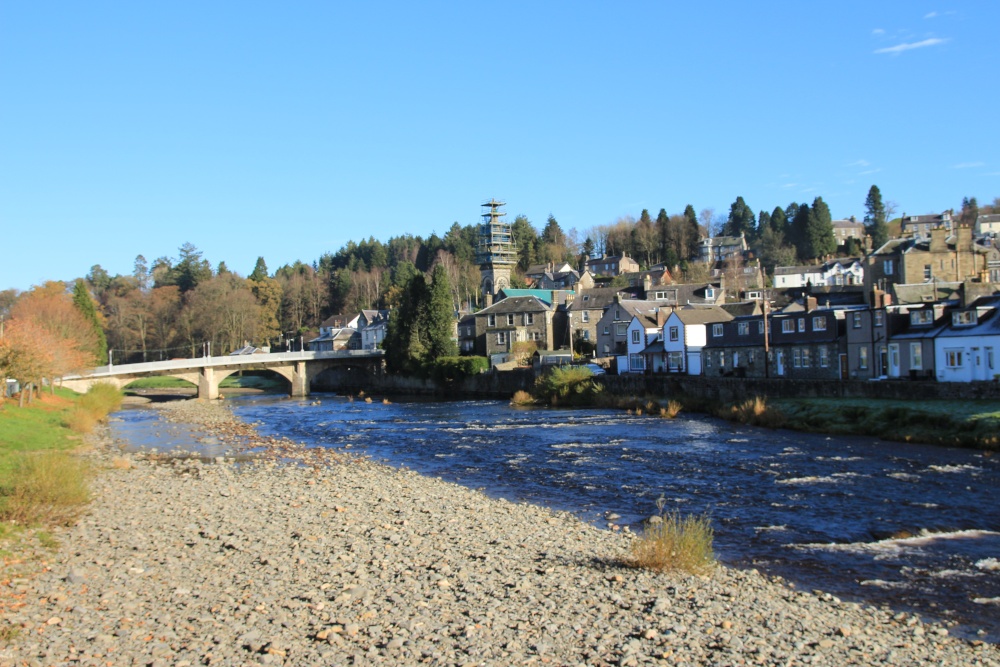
476 199 517 306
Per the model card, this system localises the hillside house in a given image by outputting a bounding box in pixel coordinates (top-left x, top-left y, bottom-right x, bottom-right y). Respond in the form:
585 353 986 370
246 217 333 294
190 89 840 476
661 306 734 375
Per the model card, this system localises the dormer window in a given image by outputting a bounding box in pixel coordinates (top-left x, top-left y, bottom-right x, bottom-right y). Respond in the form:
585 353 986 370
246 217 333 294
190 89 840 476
952 311 975 326
705 288 716 298
910 310 933 325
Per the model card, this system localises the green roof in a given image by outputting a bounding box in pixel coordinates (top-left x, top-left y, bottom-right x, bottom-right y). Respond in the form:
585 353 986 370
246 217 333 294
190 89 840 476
498 288 574 306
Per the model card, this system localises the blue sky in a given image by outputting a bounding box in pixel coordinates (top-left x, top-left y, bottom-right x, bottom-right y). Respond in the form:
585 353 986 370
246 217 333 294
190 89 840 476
2 2 997 291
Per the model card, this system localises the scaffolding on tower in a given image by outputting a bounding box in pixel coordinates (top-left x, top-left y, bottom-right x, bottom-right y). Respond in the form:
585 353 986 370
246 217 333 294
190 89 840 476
475 198 517 267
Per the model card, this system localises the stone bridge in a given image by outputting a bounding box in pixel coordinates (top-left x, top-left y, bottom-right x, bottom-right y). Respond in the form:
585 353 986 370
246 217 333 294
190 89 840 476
59 350 385 400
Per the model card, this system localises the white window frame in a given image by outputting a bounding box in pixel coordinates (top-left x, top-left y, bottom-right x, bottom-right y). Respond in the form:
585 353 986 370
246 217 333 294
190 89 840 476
712 323 724 337
781 320 795 333
793 348 801 367
487 314 496 327
631 329 641 344
812 316 826 331
852 312 862 329
945 348 963 368
496 332 506 345
910 342 923 370
524 313 534 325
581 311 590 323
819 347 828 368
859 346 868 369
507 314 515 326
669 326 679 342
738 322 749 335
798 318 806 333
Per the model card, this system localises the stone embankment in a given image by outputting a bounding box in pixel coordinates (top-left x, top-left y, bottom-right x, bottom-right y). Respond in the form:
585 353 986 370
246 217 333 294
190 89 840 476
3 401 997 666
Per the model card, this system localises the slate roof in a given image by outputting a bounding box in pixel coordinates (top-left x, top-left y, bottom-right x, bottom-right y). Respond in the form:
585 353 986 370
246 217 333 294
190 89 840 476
569 287 636 312
476 295 551 315
670 306 733 325
496 289 573 306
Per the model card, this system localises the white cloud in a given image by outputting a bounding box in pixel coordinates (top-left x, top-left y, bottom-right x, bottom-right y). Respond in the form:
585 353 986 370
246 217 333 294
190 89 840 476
872 28 885 35
874 38 947 55
848 159 870 168
924 11 938 19
860 168 883 175
781 183 798 189
986 172 1000 177
950 162 986 169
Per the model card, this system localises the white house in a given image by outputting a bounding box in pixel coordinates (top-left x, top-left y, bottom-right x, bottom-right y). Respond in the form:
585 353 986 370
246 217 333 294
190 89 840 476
773 259 864 289
934 299 1000 382
619 314 662 373
661 307 734 375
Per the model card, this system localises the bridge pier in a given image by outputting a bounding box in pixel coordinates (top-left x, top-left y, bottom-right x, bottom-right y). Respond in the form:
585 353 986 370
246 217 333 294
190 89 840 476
291 361 309 398
198 367 219 401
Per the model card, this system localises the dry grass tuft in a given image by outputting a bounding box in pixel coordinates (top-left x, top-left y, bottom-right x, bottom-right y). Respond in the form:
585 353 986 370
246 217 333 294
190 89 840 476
510 390 536 406
111 456 133 470
0 451 90 526
626 503 715 575
660 400 683 419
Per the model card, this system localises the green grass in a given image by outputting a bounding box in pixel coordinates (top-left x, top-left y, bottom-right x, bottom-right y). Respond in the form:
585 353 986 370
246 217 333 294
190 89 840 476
770 398 1000 449
124 376 195 389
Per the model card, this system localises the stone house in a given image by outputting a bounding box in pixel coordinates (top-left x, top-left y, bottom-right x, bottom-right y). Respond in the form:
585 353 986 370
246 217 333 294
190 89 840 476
773 258 864 289
832 219 866 246
698 234 747 264
865 227 997 298
900 212 953 238
473 295 565 359
621 313 664 374
756 307 845 380
586 255 640 278
977 213 1000 237
566 287 640 353
700 314 769 378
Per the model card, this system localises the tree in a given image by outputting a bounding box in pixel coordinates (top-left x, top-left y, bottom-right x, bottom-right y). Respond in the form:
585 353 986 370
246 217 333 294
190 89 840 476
769 206 788 236
174 242 213 293
724 196 755 239
683 205 701 259
756 210 771 238
426 264 458 360
384 274 429 374
72 279 108 363
250 256 270 282
249 276 283 345
631 209 657 267
864 185 888 249
799 197 836 261
133 255 150 291
960 196 979 228
511 215 538 272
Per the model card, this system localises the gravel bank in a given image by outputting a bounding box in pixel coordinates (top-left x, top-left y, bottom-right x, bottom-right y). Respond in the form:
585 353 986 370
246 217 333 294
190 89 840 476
2 401 997 666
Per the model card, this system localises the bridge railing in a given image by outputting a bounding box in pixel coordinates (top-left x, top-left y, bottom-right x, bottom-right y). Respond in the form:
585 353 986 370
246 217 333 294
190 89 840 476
61 349 384 380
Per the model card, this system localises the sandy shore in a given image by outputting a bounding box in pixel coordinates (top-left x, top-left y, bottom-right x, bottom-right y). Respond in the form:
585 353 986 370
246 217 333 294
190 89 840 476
2 400 997 666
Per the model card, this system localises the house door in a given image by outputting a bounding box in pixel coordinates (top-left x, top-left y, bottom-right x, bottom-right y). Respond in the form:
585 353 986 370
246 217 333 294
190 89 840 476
888 344 900 378
839 354 848 380
972 347 985 381
776 349 785 376
878 346 888 378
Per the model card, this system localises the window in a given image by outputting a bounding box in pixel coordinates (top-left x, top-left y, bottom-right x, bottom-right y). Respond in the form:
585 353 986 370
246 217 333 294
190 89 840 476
987 347 995 371
713 323 724 337
616 322 628 336
668 351 683 371
874 311 884 327
582 330 590 341
910 343 923 370
812 316 826 331
581 311 590 323
738 322 749 335
615 309 620 320
952 311 974 326
603 326 610 335
507 314 515 326
781 320 795 333
669 326 679 342
945 348 963 368
523 313 534 325
911 310 933 325
705 288 716 299
883 259 894 275
748 350 755 364
859 347 868 369
758 321 765 334
924 264 932 280
793 348 801 367
496 332 506 345
802 348 811 368
819 347 828 368
852 312 862 329
798 318 806 332
733 351 740 366
487 314 496 327
718 351 725 368
631 329 641 344
629 354 645 372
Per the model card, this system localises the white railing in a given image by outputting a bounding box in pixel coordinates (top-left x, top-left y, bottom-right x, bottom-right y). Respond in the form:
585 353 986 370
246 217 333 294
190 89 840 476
61 349 384 380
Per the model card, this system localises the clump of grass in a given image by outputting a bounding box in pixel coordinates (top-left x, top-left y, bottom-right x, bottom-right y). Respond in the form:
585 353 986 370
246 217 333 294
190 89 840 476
111 456 133 470
532 366 604 406
627 498 715 575
661 400 683 419
0 451 90 526
510 390 536 406
0 623 21 642
64 383 123 434
722 396 787 429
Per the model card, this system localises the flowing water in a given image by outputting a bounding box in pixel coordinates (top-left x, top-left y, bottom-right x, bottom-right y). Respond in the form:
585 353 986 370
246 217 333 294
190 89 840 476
112 394 1000 639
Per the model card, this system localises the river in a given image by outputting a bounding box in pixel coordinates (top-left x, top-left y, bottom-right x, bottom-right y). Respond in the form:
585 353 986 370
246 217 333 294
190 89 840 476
110 394 1000 640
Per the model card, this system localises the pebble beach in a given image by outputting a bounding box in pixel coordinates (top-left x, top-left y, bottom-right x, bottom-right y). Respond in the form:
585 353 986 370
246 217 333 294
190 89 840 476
3 399 998 667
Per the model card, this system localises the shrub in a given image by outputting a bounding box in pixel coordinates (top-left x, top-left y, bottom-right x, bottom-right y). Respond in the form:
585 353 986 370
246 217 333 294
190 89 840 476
661 400 683 419
627 506 715 575
532 366 603 406
429 356 490 383
725 396 787 429
0 451 90 526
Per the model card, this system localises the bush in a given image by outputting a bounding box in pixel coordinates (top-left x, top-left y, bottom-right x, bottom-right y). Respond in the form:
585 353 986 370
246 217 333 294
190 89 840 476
510 390 536 406
429 356 490 383
627 507 715 575
0 451 90 526
532 366 603 406
65 383 123 434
